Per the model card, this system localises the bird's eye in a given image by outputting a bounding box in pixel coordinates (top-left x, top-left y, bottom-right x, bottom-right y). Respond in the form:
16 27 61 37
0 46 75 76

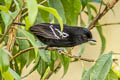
82 35 87 40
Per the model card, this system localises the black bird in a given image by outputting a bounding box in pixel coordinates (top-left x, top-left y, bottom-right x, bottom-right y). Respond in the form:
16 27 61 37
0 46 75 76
14 23 96 47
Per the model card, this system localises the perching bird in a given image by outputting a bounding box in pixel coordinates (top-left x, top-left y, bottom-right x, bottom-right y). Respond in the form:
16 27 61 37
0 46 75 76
13 23 96 47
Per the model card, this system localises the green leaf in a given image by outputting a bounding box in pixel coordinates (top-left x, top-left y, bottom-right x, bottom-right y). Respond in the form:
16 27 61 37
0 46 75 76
8 68 21 80
0 72 2 80
2 68 21 80
36 9 49 23
88 4 97 14
27 0 38 25
39 50 51 63
61 0 81 25
38 5 63 32
57 51 70 77
82 52 113 80
105 69 118 80
16 31 31 73
36 40 51 64
37 59 48 77
49 51 57 71
36 0 49 23
1 0 21 29
1 11 13 29
0 5 8 13
80 0 88 11
96 26 106 54
77 44 85 56
26 49 35 67
18 29 38 56
4 0 12 9
2 70 14 80
0 48 9 72
48 0 66 23
87 5 92 23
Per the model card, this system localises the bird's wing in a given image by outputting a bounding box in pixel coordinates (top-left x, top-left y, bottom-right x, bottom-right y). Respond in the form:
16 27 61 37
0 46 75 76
30 23 69 39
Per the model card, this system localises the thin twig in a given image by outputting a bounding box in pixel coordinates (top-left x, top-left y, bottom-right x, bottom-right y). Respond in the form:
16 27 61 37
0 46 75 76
98 0 103 14
88 0 119 30
10 46 95 62
96 22 120 27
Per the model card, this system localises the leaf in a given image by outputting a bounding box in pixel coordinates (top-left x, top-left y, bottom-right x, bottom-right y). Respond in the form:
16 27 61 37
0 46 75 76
36 9 49 23
48 0 66 23
0 5 8 13
8 68 21 80
49 51 57 71
35 0 50 23
1 11 13 29
36 40 51 64
38 5 63 32
2 68 21 80
61 0 81 25
16 31 31 72
80 0 88 11
96 26 106 54
37 59 48 77
87 5 92 23
0 48 9 72
57 50 70 77
27 0 38 25
2 70 14 80
4 0 12 9
88 4 97 14
105 69 118 80
18 29 38 56
0 72 2 80
82 51 113 80
26 48 35 67
77 44 85 56
1 0 21 29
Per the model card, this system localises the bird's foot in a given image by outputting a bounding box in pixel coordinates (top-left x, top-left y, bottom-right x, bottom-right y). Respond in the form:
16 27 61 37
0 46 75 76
57 48 66 55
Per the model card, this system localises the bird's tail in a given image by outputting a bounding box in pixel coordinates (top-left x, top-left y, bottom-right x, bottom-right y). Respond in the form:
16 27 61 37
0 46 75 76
13 22 26 26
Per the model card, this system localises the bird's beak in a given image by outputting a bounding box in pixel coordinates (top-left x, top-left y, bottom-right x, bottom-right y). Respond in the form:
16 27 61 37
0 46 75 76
88 38 96 42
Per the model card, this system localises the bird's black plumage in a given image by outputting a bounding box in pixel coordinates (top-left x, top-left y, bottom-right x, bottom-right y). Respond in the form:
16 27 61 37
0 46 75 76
29 23 95 47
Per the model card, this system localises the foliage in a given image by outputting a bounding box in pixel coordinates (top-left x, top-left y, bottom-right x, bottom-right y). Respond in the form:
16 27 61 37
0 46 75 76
0 0 118 80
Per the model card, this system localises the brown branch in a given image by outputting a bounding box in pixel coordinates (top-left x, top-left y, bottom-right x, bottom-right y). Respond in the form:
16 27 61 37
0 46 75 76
98 0 103 14
96 22 120 27
88 0 119 30
10 46 95 62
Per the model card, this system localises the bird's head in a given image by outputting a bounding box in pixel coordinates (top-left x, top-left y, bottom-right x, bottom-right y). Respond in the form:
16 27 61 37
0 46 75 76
80 28 96 42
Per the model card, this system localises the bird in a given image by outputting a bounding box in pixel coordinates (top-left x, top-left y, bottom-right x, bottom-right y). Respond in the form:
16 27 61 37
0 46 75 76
13 22 96 47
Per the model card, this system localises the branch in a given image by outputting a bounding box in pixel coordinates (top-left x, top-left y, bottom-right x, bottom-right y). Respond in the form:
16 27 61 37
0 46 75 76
96 22 120 27
88 0 119 30
10 46 95 62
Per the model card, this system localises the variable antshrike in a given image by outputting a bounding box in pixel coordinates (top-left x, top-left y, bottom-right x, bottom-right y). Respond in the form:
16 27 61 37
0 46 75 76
13 23 96 47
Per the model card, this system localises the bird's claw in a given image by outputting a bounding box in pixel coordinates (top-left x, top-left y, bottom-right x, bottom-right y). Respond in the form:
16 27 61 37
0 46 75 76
57 49 65 55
